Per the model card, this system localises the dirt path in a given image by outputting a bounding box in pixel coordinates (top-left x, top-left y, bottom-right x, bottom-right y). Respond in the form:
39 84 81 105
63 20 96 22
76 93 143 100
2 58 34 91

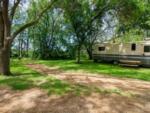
0 63 150 113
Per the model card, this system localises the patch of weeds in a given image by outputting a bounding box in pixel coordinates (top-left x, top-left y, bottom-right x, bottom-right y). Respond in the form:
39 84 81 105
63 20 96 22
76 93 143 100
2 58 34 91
0 77 34 90
39 79 72 95
71 84 92 96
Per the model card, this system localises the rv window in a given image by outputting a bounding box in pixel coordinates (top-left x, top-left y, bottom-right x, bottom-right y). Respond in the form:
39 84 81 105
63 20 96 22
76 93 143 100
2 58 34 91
144 46 150 52
131 43 136 51
99 47 105 51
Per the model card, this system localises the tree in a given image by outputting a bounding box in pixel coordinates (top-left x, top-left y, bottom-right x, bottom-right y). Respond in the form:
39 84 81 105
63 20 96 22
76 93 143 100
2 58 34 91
28 6 76 60
62 0 113 63
0 0 57 75
115 0 150 40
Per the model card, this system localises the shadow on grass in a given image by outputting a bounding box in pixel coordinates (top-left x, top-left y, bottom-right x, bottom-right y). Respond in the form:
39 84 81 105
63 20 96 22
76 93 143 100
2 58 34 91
0 59 134 97
0 60 94 94
39 79 94 95
0 77 33 90
0 73 98 95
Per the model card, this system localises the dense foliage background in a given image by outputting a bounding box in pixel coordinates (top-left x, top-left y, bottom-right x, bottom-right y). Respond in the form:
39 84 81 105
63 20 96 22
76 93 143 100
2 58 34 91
11 0 150 61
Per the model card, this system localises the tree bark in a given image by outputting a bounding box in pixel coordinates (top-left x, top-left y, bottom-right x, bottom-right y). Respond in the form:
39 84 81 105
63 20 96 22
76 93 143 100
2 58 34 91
86 48 93 60
0 47 11 75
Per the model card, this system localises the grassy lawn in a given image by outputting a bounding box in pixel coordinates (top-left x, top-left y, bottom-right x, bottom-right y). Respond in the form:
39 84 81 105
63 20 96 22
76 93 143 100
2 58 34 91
36 60 150 81
0 59 117 95
0 59 79 94
0 59 149 96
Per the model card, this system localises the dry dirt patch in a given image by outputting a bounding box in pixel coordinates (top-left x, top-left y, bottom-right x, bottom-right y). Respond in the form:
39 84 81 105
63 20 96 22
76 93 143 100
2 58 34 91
0 88 150 113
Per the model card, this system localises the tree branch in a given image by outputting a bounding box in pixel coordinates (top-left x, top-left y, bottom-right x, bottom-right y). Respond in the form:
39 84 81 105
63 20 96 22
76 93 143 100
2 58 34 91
10 0 21 21
90 4 111 23
12 0 57 41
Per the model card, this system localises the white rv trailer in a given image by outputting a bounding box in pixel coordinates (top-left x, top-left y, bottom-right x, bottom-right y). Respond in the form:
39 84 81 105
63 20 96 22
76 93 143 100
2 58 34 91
92 40 150 67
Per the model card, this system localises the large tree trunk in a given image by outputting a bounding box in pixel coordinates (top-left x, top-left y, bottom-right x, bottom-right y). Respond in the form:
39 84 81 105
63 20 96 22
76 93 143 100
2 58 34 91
0 47 11 75
0 0 11 75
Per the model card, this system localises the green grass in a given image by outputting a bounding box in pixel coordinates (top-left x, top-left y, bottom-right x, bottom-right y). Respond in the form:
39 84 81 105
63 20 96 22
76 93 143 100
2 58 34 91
0 59 149 97
36 60 150 81
0 59 71 93
1 59 126 96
